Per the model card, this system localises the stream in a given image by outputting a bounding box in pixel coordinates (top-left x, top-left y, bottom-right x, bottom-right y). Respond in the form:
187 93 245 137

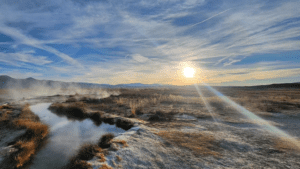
28 103 125 169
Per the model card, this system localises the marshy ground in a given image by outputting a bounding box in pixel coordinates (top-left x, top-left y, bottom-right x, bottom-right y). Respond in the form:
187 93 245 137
1 86 300 168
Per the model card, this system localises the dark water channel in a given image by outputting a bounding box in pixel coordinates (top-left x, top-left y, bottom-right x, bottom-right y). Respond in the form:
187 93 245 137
29 103 125 169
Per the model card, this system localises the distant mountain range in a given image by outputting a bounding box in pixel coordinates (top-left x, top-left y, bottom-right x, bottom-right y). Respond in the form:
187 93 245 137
1 75 300 89
0 75 165 89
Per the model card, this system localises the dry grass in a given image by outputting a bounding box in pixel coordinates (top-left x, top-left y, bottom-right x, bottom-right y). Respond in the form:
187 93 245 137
18 104 40 122
148 110 176 122
0 104 13 109
14 119 48 140
13 140 36 168
99 164 113 169
98 133 115 148
147 121 195 129
112 140 128 147
76 144 101 161
274 138 300 152
66 158 93 169
115 118 134 130
157 131 220 157
49 102 88 119
116 155 122 162
1 104 50 168
97 153 106 162
0 110 12 123
65 144 102 169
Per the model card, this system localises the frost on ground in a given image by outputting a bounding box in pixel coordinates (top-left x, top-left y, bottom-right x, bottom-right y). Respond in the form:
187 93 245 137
87 122 300 169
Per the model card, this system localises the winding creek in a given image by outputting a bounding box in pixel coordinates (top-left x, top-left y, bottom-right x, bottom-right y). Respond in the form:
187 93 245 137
28 103 125 169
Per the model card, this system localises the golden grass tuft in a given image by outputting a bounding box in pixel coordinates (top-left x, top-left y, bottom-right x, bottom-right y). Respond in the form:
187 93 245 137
98 133 115 148
7 104 49 168
99 164 113 169
112 140 128 147
116 155 122 162
14 140 36 168
76 144 101 161
14 119 49 140
0 110 12 122
97 153 106 162
274 137 300 152
0 104 13 109
157 131 220 157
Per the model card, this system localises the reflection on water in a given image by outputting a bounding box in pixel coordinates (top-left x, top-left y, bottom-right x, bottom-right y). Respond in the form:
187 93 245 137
29 103 125 169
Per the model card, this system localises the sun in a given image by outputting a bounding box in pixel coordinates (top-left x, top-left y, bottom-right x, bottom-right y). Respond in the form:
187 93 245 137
183 67 195 78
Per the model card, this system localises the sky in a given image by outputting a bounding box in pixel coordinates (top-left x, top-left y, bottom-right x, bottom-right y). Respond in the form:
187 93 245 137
0 0 299 86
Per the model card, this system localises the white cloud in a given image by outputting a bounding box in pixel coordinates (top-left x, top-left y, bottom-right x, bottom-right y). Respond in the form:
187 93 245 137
0 0 299 84
131 54 149 63
0 52 52 65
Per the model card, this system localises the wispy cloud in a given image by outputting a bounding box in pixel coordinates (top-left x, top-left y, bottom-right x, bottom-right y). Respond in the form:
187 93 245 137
0 52 52 66
0 0 299 85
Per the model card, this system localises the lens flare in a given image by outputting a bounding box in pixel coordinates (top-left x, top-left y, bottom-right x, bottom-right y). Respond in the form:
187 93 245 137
199 83 300 150
183 67 195 78
194 84 222 130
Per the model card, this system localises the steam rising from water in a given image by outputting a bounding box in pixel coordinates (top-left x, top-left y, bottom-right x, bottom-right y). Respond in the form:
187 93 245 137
1 79 119 101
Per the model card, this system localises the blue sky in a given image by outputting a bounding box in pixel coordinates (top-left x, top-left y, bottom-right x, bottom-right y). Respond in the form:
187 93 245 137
0 0 300 86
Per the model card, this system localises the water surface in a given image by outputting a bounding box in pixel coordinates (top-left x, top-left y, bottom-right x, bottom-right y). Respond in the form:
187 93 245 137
29 103 125 169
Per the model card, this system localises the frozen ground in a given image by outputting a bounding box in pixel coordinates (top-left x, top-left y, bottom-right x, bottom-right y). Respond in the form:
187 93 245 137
1 90 300 169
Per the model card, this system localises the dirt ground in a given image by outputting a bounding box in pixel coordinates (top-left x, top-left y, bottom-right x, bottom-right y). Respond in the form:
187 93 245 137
1 86 300 169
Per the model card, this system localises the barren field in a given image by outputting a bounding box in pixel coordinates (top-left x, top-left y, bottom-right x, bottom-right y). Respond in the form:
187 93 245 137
1 86 300 169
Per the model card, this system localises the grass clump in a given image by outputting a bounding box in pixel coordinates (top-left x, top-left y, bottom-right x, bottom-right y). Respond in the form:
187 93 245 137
116 119 134 130
98 133 115 148
90 111 104 126
76 144 101 161
112 140 128 147
7 105 49 168
65 144 101 169
49 102 88 120
157 131 220 157
97 153 106 162
14 120 48 141
0 104 13 109
0 110 12 123
116 155 122 162
148 110 175 122
99 164 113 169
102 116 115 125
274 138 300 152
13 140 36 168
66 158 93 169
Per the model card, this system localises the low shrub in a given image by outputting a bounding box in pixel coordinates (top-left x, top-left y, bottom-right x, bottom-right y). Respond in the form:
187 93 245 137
66 97 77 102
76 144 100 161
98 133 115 148
148 110 175 122
49 102 88 120
13 140 36 168
66 158 93 169
0 104 13 109
116 119 134 130
102 116 115 125
14 120 49 141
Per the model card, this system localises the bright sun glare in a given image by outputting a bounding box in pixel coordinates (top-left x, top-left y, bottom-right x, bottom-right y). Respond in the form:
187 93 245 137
183 67 195 78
